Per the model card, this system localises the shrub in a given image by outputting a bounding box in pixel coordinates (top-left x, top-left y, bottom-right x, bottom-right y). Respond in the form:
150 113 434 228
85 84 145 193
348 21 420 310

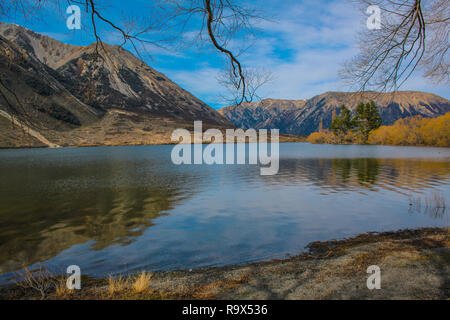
307 131 337 144
307 130 364 145
14 265 57 300
368 112 450 147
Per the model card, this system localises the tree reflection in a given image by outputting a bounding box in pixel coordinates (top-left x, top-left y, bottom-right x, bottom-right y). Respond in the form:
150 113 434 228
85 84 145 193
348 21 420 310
273 158 450 195
332 159 380 186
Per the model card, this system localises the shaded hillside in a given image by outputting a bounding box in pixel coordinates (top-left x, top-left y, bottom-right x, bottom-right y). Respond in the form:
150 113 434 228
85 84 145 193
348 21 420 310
220 92 450 136
0 22 232 148
218 99 307 130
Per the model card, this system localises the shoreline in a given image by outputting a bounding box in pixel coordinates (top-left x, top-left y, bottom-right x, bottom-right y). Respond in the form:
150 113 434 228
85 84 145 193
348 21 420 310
2 141 450 152
307 142 450 149
1 227 448 300
0 134 307 151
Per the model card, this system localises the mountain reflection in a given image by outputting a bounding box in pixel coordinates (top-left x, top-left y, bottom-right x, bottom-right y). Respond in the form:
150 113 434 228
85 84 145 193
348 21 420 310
0 145 449 276
0 149 199 274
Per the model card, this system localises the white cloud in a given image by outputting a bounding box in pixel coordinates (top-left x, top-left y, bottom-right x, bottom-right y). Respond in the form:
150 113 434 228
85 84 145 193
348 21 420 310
161 0 449 107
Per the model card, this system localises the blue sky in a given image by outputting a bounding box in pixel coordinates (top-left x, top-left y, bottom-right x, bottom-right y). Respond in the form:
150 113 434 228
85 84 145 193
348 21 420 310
4 0 449 108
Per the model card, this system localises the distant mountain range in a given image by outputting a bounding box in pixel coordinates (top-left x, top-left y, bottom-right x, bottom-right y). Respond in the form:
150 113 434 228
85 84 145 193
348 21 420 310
0 22 232 148
1 23 449 148
219 92 450 136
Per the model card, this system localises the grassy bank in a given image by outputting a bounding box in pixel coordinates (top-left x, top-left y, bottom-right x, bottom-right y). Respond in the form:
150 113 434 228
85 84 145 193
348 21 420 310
0 132 306 150
307 113 450 147
1 228 448 300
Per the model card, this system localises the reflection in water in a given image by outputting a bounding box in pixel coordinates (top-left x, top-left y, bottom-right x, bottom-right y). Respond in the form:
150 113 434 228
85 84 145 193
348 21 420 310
333 159 380 186
0 147 203 274
0 184 180 272
273 158 450 195
0 144 448 280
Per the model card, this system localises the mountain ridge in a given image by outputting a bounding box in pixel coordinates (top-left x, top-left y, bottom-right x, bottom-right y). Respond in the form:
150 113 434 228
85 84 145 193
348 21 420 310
219 91 450 136
0 22 232 148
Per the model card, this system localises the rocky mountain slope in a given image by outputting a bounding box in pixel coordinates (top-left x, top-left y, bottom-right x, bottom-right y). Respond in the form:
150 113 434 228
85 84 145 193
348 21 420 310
219 92 450 136
0 22 232 148
218 99 307 130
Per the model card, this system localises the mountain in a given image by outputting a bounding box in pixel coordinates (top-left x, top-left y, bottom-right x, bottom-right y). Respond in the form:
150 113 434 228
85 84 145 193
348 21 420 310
0 22 232 148
219 92 450 136
218 99 307 130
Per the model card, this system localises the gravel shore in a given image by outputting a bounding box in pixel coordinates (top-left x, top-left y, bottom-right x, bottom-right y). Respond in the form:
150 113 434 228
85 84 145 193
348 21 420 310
1 228 448 300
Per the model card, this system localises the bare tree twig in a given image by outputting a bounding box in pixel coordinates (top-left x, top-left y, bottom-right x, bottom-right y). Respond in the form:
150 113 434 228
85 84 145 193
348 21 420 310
341 0 449 92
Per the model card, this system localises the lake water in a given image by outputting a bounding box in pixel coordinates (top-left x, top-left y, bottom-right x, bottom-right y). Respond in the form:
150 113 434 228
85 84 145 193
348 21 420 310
0 143 448 283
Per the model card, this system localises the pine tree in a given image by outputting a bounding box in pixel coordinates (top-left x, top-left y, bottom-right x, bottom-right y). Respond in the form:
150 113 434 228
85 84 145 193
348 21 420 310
354 101 382 143
330 105 354 136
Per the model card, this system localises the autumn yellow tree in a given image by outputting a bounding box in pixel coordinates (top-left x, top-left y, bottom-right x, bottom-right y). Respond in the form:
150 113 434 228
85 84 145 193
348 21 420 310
369 113 450 147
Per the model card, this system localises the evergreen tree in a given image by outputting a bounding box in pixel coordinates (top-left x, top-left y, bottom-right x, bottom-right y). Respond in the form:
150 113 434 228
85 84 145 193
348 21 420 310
354 101 382 143
330 105 354 136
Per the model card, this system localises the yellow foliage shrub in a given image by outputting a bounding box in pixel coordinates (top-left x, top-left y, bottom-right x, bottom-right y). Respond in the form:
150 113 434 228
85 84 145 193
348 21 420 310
307 131 337 144
368 113 450 147
307 113 449 147
307 130 364 145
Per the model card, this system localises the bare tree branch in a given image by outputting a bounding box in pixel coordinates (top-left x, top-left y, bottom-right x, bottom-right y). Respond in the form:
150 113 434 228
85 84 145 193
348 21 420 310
1 0 268 107
342 0 449 92
218 67 273 106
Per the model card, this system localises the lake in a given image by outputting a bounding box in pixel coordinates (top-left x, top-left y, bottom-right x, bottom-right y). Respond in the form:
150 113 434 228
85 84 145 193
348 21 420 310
0 143 448 283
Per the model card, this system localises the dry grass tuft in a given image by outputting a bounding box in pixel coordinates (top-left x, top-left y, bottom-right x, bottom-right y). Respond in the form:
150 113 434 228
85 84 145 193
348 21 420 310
108 276 129 296
132 272 152 293
55 276 72 297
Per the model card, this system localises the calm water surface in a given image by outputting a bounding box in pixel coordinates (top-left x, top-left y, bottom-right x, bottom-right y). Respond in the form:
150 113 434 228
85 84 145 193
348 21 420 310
0 143 448 283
